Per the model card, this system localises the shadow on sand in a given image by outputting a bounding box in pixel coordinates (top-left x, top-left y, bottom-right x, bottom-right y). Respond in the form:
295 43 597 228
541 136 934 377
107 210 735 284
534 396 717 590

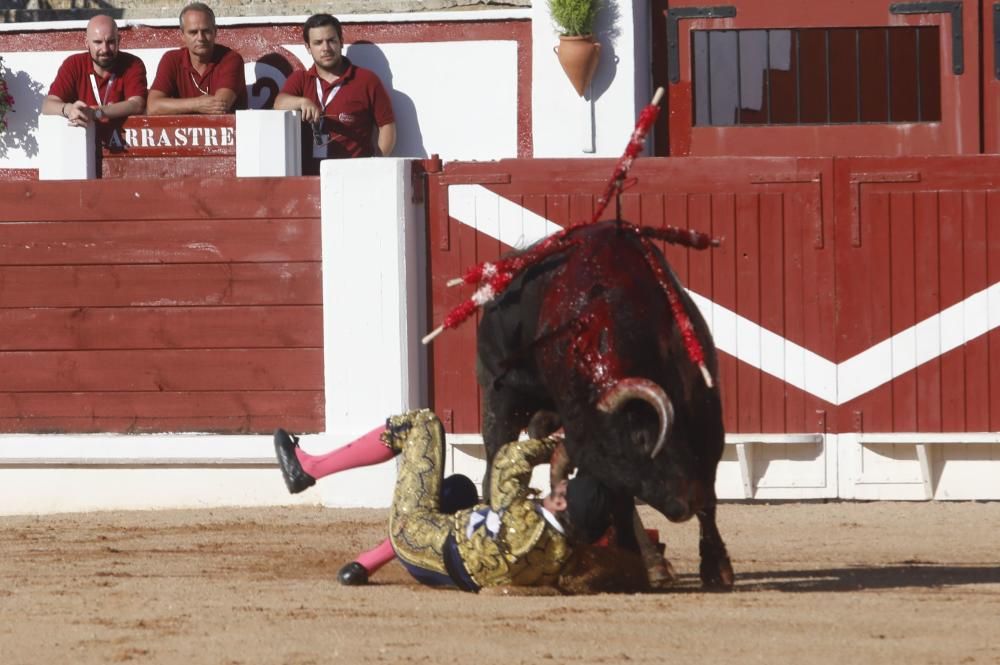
667 563 1000 593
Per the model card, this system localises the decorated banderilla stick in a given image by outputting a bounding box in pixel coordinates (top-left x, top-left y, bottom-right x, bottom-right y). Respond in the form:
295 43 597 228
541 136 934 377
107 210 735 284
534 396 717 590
421 87 720 346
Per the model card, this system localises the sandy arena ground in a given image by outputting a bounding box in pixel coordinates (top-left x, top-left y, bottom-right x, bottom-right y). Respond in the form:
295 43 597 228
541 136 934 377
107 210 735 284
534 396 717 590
1 501 999 665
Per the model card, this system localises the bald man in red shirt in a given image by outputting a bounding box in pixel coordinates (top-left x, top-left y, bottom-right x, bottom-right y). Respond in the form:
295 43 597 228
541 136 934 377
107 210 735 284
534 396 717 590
147 2 247 115
274 13 396 174
41 14 147 127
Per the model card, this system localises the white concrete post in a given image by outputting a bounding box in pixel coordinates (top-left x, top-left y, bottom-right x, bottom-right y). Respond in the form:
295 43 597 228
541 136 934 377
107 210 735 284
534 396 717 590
235 109 302 177
315 157 425 507
37 114 96 180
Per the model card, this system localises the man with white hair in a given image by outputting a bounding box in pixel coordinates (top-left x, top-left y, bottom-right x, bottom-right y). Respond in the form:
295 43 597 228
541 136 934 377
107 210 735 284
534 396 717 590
41 14 147 127
147 2 246 115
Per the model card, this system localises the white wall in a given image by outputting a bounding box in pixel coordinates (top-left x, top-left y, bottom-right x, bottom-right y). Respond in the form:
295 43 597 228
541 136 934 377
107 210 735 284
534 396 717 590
0 12 525 171
531 0 652 157
1 4 660 171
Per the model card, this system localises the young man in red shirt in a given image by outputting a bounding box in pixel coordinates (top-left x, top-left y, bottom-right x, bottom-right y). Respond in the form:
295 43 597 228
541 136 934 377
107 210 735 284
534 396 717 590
147 2 247 115
41 14 147 127
274 13 396 174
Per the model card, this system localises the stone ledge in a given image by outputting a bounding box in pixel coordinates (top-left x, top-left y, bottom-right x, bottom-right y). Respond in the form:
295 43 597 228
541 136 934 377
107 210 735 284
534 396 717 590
1 0 529 23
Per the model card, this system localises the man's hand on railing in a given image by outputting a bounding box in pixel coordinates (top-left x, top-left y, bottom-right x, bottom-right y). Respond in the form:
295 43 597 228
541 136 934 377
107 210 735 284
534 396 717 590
65 100 95 128
192 95 230 115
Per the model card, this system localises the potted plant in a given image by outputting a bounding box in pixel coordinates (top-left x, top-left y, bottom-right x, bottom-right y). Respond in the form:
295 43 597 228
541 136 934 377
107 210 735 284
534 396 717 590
550 0 602 96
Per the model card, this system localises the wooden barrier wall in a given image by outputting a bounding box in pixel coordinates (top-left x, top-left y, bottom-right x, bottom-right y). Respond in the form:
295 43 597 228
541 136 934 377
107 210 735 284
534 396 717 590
0 177 323 434
426 156 1000 500
0 155 996 503
426 155 1000 436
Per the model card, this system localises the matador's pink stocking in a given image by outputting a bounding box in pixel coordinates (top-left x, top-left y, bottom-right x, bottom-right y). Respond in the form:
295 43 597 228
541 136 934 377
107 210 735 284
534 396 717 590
296 425 394 480
355 538 395 572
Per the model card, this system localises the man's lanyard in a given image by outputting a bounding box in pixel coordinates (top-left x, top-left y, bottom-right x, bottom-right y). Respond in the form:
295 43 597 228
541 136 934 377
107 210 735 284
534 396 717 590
312 77 344 159
189 72 211 96
89 73 115 106
315 77 343 114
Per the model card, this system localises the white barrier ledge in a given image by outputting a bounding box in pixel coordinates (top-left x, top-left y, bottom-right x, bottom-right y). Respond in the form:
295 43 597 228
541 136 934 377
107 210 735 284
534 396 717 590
445 433 835 501
37 114 95 180
235 109 302 177
854 433 1000 500
858 432 1000 444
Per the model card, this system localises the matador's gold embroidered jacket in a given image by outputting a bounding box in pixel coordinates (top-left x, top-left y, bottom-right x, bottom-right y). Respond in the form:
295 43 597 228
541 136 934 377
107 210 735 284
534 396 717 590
452 436 575 588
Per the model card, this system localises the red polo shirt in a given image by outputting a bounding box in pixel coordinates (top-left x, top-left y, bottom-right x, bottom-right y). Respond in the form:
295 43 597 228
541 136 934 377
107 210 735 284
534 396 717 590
151 45 247 111
281 59 395 162
48 51 147 106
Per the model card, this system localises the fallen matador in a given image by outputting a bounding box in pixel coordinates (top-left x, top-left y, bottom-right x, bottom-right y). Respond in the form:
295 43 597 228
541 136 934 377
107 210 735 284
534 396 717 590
274 409 649 593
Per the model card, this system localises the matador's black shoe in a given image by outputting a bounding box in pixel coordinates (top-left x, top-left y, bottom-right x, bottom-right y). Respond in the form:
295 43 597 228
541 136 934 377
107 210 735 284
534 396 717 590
274 428 315 494
337 561 369 586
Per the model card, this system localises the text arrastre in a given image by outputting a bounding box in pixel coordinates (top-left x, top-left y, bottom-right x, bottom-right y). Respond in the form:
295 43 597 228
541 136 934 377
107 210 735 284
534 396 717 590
100 115 236 158
108 125 235 150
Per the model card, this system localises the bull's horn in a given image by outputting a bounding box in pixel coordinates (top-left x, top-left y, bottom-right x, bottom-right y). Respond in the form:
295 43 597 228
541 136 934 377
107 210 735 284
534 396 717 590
597 378 674 459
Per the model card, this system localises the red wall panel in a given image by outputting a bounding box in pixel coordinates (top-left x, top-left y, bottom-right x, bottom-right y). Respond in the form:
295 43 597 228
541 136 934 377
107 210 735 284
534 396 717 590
0 177 322 434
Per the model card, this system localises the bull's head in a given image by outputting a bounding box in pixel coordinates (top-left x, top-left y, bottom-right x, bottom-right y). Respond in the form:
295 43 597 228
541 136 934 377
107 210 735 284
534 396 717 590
581 375 715 524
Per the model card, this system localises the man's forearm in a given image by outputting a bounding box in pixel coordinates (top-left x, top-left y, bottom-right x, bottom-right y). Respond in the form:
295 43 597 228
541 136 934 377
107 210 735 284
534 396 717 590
41 96 68 116
272 93 303 111
215 89 238 112
377 122 397 156
147 94 200 115
103 96 145 119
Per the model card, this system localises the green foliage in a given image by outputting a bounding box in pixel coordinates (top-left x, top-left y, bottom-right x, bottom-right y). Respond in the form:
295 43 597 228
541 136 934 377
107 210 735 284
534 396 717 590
548 0 601 36
0 56 14 133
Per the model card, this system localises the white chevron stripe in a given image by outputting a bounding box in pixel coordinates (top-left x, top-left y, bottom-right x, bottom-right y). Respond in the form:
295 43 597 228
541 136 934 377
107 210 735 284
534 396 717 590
448 184 562 249
447 184 1000 405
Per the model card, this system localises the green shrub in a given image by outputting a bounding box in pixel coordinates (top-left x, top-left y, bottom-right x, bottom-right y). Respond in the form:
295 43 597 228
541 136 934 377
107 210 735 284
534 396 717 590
549 0 601 36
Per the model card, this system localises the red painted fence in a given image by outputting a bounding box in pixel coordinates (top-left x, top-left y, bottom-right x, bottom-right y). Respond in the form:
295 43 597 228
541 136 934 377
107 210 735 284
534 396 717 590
0 177 323 434
2 155 997 442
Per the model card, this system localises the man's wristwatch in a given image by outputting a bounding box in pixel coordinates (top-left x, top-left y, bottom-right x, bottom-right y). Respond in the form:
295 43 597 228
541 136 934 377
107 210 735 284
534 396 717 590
95 108 104 120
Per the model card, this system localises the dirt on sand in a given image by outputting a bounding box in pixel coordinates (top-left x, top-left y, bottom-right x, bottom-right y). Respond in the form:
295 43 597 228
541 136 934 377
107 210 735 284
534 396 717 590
1 501 999 665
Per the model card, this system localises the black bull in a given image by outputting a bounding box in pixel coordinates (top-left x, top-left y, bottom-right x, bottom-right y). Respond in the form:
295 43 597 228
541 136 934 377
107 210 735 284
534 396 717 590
475 220 734 588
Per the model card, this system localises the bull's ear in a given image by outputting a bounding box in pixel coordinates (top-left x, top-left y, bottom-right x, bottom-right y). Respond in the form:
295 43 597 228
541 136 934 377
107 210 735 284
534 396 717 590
634 427 656 457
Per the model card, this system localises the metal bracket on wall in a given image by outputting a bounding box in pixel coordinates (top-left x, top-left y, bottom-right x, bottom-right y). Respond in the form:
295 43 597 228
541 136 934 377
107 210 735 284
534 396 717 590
665 5 737 83
848 171 921 246
890 1 964 75
749 171 826 248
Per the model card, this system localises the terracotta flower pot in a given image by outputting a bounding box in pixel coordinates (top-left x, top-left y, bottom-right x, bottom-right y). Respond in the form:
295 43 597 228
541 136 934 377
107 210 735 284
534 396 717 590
554 34 601 97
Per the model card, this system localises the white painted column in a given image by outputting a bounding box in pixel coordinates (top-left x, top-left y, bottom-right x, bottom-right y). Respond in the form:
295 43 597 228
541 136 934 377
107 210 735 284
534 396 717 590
37 114 96 180
315 157 426 507
235 109 302 177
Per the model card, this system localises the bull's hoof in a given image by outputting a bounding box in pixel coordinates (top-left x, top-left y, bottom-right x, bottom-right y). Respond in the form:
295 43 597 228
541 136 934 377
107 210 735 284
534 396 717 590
646 557 678 590
338 562 369 586
274 428 315 494
700 556 735 590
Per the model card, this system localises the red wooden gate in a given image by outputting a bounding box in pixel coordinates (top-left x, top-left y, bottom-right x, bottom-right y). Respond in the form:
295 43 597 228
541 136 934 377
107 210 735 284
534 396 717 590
835 156 1000 434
